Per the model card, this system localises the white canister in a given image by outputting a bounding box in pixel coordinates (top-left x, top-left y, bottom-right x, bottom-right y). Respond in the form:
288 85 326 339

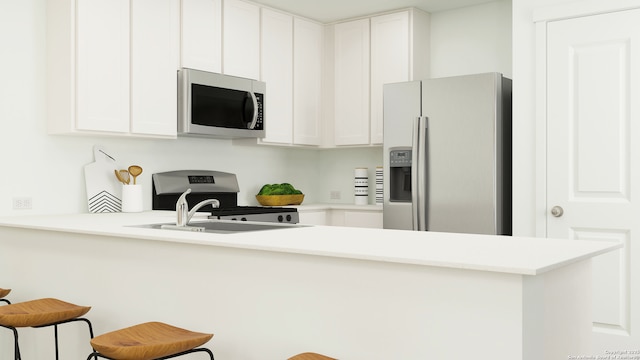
121 184 143 213
354 167 368 205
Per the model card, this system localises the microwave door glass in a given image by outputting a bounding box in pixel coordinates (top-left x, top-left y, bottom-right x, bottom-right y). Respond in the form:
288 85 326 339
191 84 254 129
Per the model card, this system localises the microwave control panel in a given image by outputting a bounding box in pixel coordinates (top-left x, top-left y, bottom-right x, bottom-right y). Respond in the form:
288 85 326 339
254 93 264 130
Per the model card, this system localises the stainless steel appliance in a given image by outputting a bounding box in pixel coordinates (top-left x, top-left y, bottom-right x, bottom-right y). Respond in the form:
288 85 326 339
152 170 298 224
383 72 512 235
178 68 265 138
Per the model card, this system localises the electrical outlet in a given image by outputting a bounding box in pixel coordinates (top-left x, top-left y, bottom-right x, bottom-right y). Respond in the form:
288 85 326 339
330 191 341 200
13 197 32 210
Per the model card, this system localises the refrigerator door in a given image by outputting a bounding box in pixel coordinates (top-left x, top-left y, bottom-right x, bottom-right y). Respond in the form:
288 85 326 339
383 81 421 230
421 72 504 234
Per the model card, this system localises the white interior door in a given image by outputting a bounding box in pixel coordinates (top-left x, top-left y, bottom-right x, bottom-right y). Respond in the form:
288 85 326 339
546 8 640 353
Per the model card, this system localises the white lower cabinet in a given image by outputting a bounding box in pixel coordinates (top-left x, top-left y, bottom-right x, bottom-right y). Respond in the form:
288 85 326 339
47 0 178 137
298 207 383 228
331 210 383 228
298 210 329 226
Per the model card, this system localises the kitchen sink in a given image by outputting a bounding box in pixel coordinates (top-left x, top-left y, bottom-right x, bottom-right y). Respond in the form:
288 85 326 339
130 220 308 234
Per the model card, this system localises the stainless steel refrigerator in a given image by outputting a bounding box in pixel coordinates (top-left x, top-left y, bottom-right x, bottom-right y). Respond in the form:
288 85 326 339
383 72 512 235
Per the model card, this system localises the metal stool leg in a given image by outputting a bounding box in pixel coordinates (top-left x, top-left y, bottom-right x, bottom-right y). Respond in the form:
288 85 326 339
0 325 21 360
87 347 214 360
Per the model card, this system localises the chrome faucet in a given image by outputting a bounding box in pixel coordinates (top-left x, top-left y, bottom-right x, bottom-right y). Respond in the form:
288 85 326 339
175 189 220 227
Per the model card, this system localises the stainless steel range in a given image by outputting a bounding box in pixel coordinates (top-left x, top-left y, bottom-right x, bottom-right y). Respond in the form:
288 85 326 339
152 170 299 224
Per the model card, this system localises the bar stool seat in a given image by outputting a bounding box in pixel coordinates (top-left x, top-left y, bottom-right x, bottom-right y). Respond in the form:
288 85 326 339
89 322 213 360
288 352 336 360
0 288 10 304
0 298 90 327
0 297 93 360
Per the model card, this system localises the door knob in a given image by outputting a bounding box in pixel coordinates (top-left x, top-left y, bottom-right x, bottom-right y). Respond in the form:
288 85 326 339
550 206 564 217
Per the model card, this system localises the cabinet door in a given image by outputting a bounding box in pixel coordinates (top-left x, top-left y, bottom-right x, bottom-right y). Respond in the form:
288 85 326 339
131 0 178 136
260 8 293 144
293 18 323 146
76 0 130 133
181 0 222 73
334 19 370 145
370 11 410 145
223 0 260 79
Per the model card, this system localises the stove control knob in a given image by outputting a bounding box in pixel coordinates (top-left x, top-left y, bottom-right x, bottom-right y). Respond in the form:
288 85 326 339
278 215 284 222
241 217 247 221
286 215 292 222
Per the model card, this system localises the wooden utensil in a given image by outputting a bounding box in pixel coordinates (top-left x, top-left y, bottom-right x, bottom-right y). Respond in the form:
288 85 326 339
118 169 130 185
114 170 127 185
128 165 143 185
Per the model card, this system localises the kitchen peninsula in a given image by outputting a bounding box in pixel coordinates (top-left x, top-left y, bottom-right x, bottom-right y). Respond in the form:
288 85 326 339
0 212 619 360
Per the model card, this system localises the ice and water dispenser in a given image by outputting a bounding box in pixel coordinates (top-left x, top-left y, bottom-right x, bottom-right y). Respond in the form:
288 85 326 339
389 148 412 202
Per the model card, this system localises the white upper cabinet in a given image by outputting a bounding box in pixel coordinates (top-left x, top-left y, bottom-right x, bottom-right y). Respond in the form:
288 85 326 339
131 0 179 136
333 18 371 146
239 13 323 147
260 8 294 144
293 18 323 146
331 9 430 147
181 0 222 73
370 11 410 145
75 0 130 133
223 0 260 79
47 0 178 138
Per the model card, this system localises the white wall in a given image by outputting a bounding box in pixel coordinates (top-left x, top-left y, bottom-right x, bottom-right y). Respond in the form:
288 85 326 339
430 0 512 78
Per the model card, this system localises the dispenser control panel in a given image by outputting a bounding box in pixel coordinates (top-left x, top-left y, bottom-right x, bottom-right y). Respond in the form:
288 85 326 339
390 149 412 167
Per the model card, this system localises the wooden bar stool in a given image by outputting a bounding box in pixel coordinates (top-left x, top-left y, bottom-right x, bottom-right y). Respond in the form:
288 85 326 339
288 352 336 360
87 322 214 360
0 288 10 304
0 297 93 360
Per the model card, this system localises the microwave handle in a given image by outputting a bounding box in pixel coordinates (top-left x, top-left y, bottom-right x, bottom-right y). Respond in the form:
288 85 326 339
247 91 259 129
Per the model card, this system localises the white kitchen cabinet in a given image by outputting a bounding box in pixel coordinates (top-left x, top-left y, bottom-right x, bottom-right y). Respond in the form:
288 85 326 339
297 205 383 228
180 0 222 73
74 0 130 133
293 18 323 146
235 14 323 147
371 9 429 145
333 18 371 146
47 0 178 137
331 9 430 147
330 209 383 228
260 8 294 144
223 0 260 80
131 0 179 136
298 210 328 225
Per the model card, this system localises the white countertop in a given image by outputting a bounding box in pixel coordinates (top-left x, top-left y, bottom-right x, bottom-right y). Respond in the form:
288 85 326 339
0 211 620 276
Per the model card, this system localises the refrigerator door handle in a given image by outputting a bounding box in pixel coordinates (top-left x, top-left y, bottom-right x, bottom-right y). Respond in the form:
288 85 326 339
412 116 428 231
411 117 421 230
417 116 428 231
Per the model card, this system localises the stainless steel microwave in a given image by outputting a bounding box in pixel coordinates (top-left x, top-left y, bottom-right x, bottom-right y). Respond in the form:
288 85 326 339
178 68 265 138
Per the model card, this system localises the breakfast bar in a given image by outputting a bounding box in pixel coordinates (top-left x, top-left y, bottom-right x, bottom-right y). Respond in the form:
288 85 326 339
0 212 620 360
